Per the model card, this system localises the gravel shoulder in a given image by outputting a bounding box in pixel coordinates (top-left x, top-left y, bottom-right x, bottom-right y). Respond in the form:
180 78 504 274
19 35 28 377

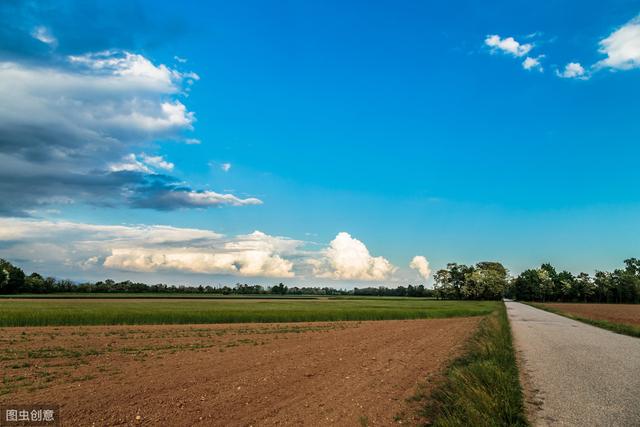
506 301 640 426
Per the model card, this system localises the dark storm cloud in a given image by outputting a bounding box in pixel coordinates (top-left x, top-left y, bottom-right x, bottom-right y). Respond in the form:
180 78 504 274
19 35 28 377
0 32 261 215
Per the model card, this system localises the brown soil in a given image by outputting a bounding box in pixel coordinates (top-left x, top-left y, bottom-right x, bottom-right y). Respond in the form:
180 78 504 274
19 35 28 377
0 318 479 426
543 303 640 327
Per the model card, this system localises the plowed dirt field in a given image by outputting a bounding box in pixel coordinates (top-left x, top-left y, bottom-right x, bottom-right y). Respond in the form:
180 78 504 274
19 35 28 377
0 318 479 426
542 303 640 327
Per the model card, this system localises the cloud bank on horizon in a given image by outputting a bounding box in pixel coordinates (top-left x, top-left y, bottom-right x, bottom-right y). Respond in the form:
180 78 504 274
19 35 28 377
0 218 421 283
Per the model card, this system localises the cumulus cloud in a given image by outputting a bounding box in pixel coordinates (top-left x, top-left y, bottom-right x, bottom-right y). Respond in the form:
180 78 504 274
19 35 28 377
0 218 298 278
0 50 260 215
485 34 545 74
310 232 396 281
104 247 293 277
104 230 297 277
596 15 640 70
409 256 432 280
485 34 533 57
522 56 543 71
556 62 587 79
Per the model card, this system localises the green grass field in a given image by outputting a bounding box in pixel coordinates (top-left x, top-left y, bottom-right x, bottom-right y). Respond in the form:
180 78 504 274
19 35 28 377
0 297 498 327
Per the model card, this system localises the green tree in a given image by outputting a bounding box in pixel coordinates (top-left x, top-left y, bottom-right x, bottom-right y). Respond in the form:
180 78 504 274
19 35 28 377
0 259 25 293
271 283 288 295
556 270 575 302
513 269 541 301
540 263 560 300
594 271 609 302
434 263 473 299
0 264 8 293
25 272 45 293
537 268 554 302
467 262 508 300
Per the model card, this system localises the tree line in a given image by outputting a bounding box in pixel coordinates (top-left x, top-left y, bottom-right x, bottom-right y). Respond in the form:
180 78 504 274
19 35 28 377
433 259 640 303
1 257 639 302
0 258 434 297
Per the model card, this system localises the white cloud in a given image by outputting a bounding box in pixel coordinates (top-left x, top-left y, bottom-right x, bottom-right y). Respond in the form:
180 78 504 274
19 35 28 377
556 62 587 79
67 51 198 92
409 256 432 280
30 26 57 45
108 153 174 173
144 190 262 208
0 219 223 244
0 218 297 278
108 154 152 173
485 34 533 57
103 247 294 278
310 232 396 281
522 56 544 71
174 56 188 63
140 154 174 171
485 34 544 74
596 15 640 70
221 163 232 172
184 138 201 145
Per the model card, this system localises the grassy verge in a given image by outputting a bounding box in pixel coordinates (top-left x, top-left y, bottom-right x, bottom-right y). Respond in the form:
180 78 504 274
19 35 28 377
529 303 640 338
424 303 528 426
0 298 498 327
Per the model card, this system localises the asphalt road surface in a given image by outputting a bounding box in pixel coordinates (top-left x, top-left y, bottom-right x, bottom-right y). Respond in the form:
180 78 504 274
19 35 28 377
506 301 640 426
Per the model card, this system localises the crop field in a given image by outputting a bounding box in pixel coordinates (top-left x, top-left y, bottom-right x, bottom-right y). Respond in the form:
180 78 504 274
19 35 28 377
538 302 640 337
0 297 497 327
0 298 492 425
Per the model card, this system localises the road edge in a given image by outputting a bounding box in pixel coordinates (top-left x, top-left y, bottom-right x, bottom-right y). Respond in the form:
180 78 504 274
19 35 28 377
506 301 544 426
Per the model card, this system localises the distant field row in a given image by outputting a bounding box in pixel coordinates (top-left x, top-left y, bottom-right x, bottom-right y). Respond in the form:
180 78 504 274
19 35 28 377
0 298 498 327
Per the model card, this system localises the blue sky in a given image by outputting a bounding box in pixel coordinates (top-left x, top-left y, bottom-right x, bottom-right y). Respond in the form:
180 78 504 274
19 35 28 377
1 0 639 286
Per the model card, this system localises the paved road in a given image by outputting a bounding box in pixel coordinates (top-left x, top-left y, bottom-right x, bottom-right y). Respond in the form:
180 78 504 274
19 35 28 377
505 301 640 426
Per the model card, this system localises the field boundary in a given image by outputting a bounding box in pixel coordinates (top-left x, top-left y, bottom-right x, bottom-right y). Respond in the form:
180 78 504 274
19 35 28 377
422 303 528 426
528 303 640 338
0 299 498 327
